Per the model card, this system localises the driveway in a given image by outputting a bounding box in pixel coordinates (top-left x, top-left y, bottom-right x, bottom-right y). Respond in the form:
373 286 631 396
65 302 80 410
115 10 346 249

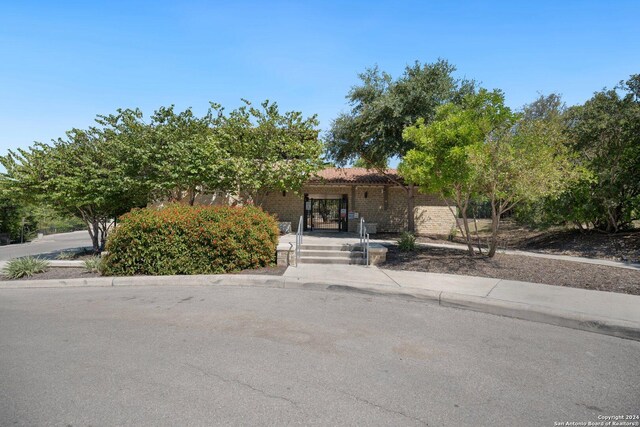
0 230 92 261
1 285 638 425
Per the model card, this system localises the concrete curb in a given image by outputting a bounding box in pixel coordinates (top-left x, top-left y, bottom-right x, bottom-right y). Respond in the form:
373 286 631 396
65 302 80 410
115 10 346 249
1 274 638 341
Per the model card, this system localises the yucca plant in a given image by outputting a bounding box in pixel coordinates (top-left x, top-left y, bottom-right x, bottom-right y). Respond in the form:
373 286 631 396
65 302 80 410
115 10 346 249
2 257 50 279
56 251 76 260
83 256 103 273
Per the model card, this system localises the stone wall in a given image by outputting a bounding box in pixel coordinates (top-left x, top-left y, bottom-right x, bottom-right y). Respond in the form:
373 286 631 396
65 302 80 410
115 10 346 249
259 185 456 236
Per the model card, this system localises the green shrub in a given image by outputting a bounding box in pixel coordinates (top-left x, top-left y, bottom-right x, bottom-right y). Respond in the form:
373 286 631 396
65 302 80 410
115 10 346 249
2 257 49 279
102 204 279 276
398 231 416 252
84 256 103 273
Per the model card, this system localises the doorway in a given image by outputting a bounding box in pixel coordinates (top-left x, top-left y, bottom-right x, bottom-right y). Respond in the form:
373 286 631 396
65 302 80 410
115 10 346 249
303 194 348 232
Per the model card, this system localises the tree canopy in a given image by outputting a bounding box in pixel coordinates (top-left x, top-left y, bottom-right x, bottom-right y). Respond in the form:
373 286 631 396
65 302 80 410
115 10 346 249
1 100 322 250
325 59 474 231
326 59 474 170
562 75 640 232
400 89 578 256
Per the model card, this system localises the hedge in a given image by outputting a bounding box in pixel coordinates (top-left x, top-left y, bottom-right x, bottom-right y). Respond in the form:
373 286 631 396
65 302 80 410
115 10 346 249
102 204 279 276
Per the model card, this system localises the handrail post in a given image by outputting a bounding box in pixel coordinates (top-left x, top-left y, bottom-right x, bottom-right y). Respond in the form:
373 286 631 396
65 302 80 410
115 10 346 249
295 215 303 266
366 232 370 266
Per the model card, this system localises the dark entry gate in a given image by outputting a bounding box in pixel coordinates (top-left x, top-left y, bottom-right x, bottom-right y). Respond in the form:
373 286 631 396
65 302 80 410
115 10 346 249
303 195 348 231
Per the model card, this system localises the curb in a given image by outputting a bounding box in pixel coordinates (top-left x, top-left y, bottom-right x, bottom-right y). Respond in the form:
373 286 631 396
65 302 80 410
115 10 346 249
1 274 638 342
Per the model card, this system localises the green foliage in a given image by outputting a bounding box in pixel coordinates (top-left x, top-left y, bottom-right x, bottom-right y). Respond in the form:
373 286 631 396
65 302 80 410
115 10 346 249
84 256 103 273
2 257 49 279
0 194 38 242
31 205 86 234
400 90 578 256
397 231 416 252
211 100 323 203
326 59 474 169
1 100 322 250
56 251 76 260
326 59 472 231
1 126 149 250
102 204 279 276
400 89 513 254
560 75 640 232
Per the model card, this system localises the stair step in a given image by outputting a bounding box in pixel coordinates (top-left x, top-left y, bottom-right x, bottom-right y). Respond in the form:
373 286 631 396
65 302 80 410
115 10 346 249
299 244 354 251
301 250 364 258
300 256 367 265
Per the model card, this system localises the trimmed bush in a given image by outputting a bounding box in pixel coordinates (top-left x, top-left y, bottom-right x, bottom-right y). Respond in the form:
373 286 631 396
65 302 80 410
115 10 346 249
2 257 49 279
102 204 279 276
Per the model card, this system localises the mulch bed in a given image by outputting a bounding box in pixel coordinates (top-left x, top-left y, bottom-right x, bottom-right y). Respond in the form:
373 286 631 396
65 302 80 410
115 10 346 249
233 266 287 276
416 226 640 263
382 245 640 295
10 267 100 281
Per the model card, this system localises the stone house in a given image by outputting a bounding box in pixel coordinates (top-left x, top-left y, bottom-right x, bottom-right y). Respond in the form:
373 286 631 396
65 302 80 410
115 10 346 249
260 168 456 235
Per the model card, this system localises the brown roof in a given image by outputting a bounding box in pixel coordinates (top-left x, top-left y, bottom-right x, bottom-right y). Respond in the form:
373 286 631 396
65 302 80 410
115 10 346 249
309 168 403 185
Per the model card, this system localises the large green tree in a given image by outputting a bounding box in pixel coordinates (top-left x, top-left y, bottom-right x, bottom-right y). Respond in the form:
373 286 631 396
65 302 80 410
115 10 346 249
325 59 474 231
400 89 513 255
1 127 148 250
401 90 577 257
1 100 322 250
562 75 640 232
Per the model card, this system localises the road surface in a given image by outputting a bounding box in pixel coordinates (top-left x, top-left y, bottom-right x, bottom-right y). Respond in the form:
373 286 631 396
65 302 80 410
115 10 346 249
1 285 638 425
0 230 92 260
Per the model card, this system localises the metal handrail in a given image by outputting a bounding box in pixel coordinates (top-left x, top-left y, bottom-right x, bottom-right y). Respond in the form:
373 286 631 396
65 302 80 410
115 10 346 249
365 232 370 266
295 215 303 266
359 217 370 266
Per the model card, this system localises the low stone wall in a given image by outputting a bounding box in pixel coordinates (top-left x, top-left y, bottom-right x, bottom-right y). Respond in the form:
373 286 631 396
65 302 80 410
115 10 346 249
276 243 296 267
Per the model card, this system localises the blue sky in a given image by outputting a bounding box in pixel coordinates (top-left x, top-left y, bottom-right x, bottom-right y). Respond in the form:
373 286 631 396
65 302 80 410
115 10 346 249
1 0 638 158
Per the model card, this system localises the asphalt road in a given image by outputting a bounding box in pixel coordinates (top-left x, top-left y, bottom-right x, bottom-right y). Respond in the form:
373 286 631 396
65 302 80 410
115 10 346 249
0 231 92 260
1 285 638 426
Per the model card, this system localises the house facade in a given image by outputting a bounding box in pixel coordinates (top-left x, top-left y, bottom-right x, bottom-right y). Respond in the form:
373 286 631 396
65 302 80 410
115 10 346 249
260 168 456 235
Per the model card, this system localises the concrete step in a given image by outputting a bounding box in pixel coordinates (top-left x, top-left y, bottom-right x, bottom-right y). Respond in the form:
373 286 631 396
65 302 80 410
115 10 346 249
300 250 364 258
300 256 367 265
299 244 354 251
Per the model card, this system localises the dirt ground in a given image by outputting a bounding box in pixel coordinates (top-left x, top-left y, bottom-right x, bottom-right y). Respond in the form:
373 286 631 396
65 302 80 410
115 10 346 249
382 245 640 295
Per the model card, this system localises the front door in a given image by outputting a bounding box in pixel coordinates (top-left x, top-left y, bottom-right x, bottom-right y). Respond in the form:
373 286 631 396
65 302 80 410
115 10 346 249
304 195 348 231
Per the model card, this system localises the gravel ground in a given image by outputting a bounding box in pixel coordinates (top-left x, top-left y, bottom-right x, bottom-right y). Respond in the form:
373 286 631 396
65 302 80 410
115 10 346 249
382 245 640 295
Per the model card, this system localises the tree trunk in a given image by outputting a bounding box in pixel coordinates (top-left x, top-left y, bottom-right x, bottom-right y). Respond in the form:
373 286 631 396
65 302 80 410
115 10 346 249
407 185 415 232
188 188 197 206
487 201 500 258
459 205 475 257
86 219 100 252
